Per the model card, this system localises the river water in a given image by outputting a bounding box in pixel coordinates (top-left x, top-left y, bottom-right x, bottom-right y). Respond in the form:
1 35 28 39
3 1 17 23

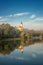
0 40 43 65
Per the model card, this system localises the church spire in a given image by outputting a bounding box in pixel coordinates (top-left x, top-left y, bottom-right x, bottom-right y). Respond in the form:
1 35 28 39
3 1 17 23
21 21 22 24
18 21 23 31
21 21 23 26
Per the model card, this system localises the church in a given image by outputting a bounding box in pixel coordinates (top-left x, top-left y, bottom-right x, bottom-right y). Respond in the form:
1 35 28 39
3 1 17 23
18 22 23 31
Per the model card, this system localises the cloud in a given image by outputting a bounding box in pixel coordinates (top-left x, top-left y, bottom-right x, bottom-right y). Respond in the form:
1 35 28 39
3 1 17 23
25 22 43 30
0 12 29 22
0 16 3 20
36 51 43 54
30 14 36 19
0 17 8 22
14 56 28 61
24 15 43 30
15 57 25 60
8 15 13 17
35 17 43 21
30 17 43 24
14 12 29 17
0 12 43 30
5 12 29 18
30 15 43 22
32 53 37 58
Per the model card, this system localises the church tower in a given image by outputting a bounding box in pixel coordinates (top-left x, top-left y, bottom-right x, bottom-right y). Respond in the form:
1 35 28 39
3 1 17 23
18 21 23 31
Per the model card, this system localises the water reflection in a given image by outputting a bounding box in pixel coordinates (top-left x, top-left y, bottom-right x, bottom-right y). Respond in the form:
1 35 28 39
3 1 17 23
0 39 43 55
0 39 43 65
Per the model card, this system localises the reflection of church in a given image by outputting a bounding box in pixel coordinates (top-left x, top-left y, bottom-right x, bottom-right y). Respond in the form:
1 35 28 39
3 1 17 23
18 22 23 31
19 45 24 53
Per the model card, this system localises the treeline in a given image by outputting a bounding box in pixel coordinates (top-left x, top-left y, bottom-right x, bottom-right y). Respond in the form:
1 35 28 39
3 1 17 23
0 23 43 40
0 23 21 38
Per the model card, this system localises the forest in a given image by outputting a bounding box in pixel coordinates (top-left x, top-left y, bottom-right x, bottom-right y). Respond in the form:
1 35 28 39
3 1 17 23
0 23 43 41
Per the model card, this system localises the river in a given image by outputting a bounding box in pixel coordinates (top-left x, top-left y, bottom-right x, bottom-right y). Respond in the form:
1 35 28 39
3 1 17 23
0 40 43 65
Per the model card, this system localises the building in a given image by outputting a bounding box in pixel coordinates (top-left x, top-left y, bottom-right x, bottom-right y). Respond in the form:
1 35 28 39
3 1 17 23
18 22 23 31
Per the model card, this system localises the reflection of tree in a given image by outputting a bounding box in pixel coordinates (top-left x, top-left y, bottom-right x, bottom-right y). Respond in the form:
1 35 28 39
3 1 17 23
0 39 43 55
0 40 20 55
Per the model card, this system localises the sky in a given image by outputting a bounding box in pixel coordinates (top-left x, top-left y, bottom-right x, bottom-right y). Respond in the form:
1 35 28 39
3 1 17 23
0 0 43 30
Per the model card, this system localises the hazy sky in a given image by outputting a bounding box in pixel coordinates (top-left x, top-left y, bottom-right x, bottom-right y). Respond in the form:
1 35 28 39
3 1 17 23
0 0 43 30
